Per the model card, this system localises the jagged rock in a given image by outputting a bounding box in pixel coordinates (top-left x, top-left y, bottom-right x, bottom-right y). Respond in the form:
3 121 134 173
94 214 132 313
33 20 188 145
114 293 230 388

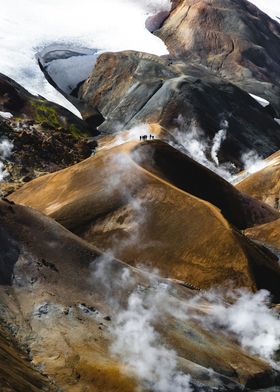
79 51 280 168
155 0 280 116
9 140 280 297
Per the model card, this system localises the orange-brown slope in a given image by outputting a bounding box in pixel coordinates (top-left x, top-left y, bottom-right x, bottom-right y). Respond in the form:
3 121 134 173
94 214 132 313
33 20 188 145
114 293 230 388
132 141 279 229
9 141 280 295
245 218 280 251
0 326 53 392
0 199 279 391
0 199 138 392
237 150 280 211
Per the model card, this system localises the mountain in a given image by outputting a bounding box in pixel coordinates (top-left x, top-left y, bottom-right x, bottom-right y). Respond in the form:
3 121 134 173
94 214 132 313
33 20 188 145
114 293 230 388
1 199 280 391
9 140 280 298
155 0 280 116
0 0 280 391
77 48 280 171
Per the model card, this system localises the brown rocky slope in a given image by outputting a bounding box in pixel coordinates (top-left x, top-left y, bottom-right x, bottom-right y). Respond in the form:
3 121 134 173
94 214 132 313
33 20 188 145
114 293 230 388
0 199 279 391
9 140 280 297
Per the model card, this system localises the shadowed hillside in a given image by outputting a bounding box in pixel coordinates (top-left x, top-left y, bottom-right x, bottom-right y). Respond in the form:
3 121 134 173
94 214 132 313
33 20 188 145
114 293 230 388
8 140 280 296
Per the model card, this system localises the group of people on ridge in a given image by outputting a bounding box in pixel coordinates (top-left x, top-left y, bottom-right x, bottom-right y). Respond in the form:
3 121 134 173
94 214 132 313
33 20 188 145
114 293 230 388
140 134 155 141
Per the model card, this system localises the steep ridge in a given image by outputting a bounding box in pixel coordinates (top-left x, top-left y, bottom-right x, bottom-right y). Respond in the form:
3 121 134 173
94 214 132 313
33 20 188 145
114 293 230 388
237 150 280 211
132 141 279 229
79 51 280 168
155 0 280 115
0 73 90 134
9 141 280 295
0 199 279 391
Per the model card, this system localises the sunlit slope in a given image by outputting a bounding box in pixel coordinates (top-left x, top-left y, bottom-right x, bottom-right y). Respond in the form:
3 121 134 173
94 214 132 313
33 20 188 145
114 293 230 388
246 218 280 251
237 150 280 211
9 140 280 293
0 199 278 391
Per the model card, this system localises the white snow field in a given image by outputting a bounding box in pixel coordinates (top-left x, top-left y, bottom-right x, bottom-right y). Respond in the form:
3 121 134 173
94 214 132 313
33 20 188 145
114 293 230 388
0 0 278 114
249 0 279 21
0 0 171 114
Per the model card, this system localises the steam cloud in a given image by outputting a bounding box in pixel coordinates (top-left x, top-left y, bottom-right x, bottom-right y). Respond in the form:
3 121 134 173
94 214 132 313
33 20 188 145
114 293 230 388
111 288 192 392
0 138 13 182
171 115 236 181
91 255 193 392
192 289 280 364
89 124 280 389
210 119 229 166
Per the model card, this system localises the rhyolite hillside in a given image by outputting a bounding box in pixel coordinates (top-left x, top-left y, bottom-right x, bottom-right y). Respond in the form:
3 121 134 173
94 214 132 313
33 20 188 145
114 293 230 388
1 0 280 391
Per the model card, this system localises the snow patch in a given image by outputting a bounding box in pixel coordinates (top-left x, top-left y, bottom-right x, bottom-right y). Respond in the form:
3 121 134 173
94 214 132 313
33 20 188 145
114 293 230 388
170 115 236 181
37 45 103 95
249 93 270 108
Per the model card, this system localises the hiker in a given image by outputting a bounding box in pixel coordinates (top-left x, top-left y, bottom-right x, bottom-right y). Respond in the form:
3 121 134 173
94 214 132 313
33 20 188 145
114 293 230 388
140 136 142 141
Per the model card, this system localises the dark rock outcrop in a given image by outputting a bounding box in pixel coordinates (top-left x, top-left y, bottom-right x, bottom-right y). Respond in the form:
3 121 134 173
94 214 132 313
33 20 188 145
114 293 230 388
79 51 280 168
155 0 280 115
8 140 280 297
0 73 92 135
0 74 97 196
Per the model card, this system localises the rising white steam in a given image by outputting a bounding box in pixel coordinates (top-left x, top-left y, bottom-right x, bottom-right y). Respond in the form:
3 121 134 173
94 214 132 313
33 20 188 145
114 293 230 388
0 138 14 182
0 139 14 160
248 0 280 21
0 0 170 113
171 116 235 181
90 241 280 390
194 289 280 364
111 288 192 392
210 119 229 166
241 150 267 175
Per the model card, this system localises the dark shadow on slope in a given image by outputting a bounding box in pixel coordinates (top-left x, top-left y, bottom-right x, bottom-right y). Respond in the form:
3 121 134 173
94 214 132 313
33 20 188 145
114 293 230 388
0 204 20 285
132 140 279 230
